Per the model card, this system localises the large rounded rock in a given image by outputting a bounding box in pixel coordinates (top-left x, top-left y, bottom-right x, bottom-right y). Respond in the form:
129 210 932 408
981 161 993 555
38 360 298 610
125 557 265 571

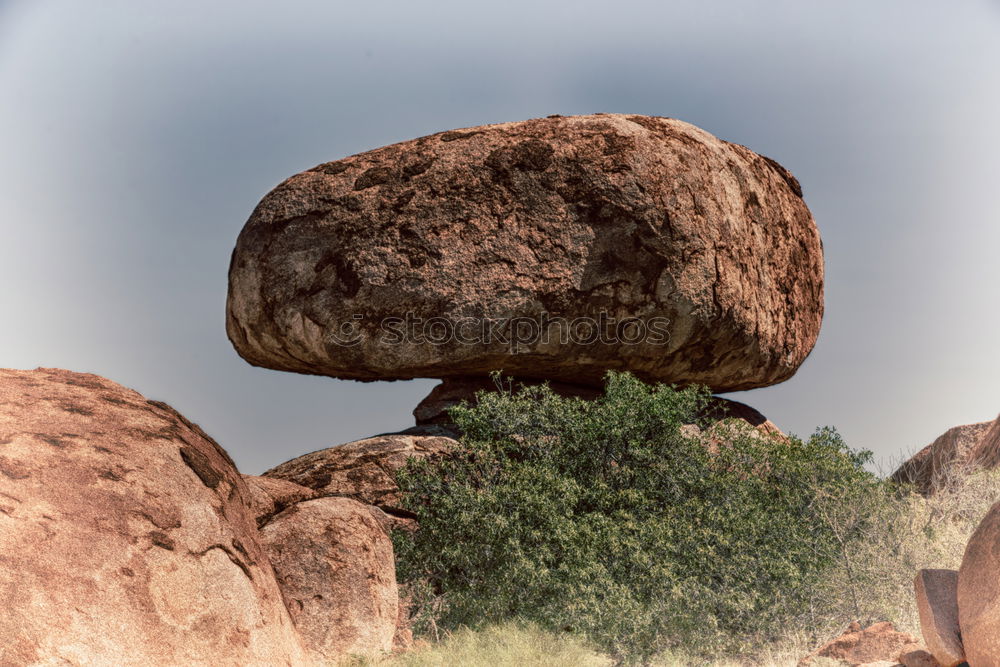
227 113 823 392
959 498 1000 664
259 497 399 661
0 368 307 666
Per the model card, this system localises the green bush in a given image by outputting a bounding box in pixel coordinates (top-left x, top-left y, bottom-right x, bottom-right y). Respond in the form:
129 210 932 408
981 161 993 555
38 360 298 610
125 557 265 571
393 372 891 662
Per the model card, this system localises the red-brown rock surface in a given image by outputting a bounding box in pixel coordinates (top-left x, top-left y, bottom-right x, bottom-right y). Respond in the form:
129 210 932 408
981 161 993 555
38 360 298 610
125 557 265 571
264 433 456 515
914 569 964 667
259 497 400 661
0 368 308 666
958 498 1000 665
891 420 995 495
798 621 926 666
227 113 823 393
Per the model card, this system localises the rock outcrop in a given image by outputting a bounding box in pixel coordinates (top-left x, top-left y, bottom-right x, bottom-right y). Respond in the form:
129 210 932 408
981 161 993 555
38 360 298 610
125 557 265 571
913 569 964 667
969 416 1000 472
891 420 996 495
958 498 1000 665
0 368 308 666
264 434 457 518
259 497 401 661
798 621 927 667
227 113 823 393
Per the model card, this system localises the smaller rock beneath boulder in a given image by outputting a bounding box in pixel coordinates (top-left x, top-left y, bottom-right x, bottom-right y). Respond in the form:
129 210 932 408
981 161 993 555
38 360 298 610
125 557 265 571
913 569 964 667
264 434 457 515
414 376 601 428
413 376 782 437
243 474 317 527
798 621 927 667
259 497 400 660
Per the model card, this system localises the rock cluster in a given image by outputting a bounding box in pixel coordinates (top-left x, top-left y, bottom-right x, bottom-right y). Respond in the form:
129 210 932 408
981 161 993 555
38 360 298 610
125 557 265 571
878 415 1000 665
797 567 973 666
4 115 827 664
0 368 405 665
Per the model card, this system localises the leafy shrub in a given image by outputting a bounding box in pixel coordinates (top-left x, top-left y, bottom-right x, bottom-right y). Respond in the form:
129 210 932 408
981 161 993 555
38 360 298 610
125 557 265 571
393 372 891 662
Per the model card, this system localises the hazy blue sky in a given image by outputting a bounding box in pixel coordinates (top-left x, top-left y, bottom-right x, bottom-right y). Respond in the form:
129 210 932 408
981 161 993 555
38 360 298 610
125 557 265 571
2 1 998 474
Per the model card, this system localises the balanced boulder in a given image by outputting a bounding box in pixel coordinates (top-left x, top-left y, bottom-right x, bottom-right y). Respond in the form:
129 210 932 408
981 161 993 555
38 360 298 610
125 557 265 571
0 368 308 666
227 113 823 393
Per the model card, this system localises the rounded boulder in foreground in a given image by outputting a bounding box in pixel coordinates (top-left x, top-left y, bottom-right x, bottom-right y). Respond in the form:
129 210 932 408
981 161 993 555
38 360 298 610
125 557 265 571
958 499 1000 665
227 114 823 392
0 368 308 666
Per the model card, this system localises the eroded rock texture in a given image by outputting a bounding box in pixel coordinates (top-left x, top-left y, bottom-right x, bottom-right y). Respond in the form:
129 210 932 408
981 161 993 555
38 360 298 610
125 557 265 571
0 368 308 666
227 113 823 392
243 474 318 528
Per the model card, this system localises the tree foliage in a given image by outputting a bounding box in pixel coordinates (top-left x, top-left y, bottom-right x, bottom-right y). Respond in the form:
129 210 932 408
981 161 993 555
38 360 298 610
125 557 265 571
393 372 889 661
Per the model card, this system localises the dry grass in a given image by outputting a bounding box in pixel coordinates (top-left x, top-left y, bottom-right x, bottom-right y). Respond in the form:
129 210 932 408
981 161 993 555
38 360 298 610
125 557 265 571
344 626 813 667
344 621 611 667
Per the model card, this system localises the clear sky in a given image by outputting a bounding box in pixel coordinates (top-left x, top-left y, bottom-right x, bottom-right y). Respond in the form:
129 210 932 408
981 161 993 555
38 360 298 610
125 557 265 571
2 0 998 474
